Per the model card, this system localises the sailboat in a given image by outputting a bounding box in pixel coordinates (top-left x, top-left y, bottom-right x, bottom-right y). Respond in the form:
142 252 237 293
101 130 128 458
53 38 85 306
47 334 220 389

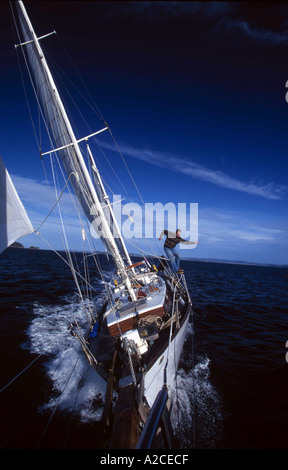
3 1 193 448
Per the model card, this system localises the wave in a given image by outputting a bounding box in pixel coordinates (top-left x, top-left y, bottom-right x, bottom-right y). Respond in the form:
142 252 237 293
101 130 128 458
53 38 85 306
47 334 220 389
26 296 107 422
26 296 224 448
170 323 225 448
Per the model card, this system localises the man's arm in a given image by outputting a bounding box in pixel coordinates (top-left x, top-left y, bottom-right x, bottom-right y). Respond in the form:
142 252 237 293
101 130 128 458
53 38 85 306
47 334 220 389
179 239 198 245
158 229 167 240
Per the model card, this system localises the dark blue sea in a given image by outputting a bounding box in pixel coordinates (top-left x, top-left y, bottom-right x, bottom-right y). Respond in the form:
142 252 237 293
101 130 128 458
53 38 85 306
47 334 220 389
0 247 287 450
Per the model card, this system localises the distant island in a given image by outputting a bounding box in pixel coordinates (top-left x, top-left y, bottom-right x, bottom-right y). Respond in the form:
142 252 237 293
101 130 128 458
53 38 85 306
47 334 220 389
7 244 287 268
10 242 39 250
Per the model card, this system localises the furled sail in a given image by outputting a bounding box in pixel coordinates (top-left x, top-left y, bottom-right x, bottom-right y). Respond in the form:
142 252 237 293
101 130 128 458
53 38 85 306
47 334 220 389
17 2 125 254
15 1 136 299
15 3 110 251
0 156 34 254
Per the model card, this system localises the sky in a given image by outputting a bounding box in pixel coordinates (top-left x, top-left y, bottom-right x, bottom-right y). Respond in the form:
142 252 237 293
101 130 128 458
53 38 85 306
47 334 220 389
0 1 288 265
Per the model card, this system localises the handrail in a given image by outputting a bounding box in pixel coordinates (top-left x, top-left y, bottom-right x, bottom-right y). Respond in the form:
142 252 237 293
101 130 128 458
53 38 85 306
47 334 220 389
136 387 175 449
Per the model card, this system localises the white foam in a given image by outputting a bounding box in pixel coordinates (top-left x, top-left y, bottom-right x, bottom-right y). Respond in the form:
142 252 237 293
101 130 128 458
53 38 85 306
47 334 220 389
27 296 107 422
171 350 224 448
27 297 224 444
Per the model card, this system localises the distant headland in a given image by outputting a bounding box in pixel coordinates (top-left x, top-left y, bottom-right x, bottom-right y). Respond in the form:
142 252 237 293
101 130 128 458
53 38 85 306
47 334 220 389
10 242 39 250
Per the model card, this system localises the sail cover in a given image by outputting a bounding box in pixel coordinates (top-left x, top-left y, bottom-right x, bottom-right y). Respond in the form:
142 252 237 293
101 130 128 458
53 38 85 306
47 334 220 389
0 156 34 253
16 2 122 258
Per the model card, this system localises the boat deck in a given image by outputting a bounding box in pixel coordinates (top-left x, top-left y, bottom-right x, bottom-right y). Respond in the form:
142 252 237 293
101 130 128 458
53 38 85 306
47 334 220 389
106 273 167 337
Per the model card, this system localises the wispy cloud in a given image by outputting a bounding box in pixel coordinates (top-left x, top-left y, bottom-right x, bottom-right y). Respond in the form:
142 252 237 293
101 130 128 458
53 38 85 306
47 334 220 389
11 175 56 212
198 207 286 244
223 18 288 47
111 143 287 200
11 174 80 227
129 1 288 48
189 2 288 47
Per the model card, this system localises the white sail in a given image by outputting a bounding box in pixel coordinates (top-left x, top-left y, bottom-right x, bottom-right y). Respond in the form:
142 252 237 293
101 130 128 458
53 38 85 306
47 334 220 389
0 156 34 254
15 2 109 252
15 1 136 299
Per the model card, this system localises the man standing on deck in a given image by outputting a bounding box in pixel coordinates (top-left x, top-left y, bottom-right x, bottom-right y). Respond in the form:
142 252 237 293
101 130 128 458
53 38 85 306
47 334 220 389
158 229 198 273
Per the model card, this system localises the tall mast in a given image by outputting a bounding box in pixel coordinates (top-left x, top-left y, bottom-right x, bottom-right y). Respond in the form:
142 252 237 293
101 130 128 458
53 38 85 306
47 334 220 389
16 1 136 301
86 143 134 267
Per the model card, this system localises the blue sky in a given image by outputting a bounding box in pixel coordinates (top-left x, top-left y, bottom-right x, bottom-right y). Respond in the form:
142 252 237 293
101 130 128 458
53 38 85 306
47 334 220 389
1 1 288 265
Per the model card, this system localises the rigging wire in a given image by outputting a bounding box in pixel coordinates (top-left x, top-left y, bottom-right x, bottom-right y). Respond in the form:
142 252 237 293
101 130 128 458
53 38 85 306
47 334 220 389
35 232 96 294
34 171 78 232
0 332 64 394
54 31 106 123
1 345 77 448
52 32 143 209
47 22 168 267
44 45 128 195
10 3 41 151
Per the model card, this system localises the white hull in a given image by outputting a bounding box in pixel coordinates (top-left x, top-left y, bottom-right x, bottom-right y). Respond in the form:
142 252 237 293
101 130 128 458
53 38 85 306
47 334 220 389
144 307 190 408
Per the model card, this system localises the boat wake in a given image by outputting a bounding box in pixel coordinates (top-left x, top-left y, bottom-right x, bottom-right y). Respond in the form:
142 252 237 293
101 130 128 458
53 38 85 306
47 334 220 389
26 296 107 422
26 305 224 448
171 324 225 449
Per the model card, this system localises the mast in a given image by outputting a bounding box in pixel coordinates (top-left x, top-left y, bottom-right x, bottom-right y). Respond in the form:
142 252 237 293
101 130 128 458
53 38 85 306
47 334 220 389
87 143 134 267
16 1 136 301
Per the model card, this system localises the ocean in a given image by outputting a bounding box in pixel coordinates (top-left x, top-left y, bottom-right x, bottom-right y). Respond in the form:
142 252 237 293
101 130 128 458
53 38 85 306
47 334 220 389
0 247 287 450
